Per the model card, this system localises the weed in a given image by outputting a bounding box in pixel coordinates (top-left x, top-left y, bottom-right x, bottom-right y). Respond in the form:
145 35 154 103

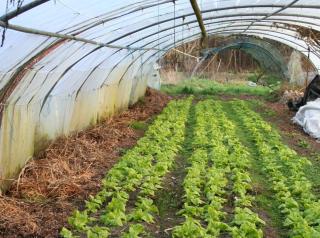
298 139 311 149
130 121 148 131
118 148 129 156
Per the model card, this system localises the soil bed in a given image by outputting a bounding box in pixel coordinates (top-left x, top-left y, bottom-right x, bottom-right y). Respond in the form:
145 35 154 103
2 86 320 238
0 88 171 238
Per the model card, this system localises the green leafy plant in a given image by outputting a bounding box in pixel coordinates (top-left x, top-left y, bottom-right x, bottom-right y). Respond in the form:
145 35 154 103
173 217 208 237
173 100 264 237
62 97 193 237
130 121 147 131
121 224 145 238
298 139 310 149
230 100 320 235
60 228 79 238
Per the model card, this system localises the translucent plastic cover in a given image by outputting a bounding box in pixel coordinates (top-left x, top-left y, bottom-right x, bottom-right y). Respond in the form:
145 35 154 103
0 0 319 189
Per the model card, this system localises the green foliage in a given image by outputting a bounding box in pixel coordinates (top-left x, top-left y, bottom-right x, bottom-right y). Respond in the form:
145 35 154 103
298 139 311 149
61 97 193 237
173 100 264 237
121 224 145 238
181 86 195 94
60 228 79 238
100 192 128 226
230 208 265 238
85 195 104 213
161 78 272 96
87 226 109 238
247 74 281 87
173 217 208 238
128 197 159 223
130 121 147 131
67 210 89 231
230 100 320 236
62 97 320 237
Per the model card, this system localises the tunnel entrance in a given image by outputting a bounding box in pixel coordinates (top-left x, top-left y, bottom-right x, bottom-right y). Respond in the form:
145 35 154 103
159 35 317 89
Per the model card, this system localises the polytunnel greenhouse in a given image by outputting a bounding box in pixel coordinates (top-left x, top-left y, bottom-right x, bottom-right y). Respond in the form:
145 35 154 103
1 0 320 237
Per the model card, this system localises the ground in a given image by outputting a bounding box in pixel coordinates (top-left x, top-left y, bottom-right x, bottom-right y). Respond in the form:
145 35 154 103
0 89 171 237
0 80 320 237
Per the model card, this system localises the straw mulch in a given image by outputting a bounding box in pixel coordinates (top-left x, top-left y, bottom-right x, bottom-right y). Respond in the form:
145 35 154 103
0 88 171 238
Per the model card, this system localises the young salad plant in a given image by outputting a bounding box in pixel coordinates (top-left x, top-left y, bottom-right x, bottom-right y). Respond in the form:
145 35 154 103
61 97 193 237
174 100 264 237
230 100 320 236
210 101 264 237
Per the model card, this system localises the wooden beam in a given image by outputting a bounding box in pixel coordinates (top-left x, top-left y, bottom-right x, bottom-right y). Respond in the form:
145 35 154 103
189 0 208 48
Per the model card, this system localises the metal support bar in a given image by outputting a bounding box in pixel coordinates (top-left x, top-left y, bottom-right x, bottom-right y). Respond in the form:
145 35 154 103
0 0 50 21
244 0 300 32
0 20 164 52
0 20 199 60
189 0 208 47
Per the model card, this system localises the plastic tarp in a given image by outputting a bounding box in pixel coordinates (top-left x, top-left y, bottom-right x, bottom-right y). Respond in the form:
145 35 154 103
293 98 320 139
0 0 320 190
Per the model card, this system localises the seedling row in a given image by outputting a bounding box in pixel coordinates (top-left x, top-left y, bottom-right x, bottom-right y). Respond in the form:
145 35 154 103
62 98 320 238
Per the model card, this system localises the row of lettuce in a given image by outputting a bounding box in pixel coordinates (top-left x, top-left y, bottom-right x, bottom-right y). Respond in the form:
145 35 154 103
230 101 320 237
61 97 320 238
61 97 193 238
172 100 264 237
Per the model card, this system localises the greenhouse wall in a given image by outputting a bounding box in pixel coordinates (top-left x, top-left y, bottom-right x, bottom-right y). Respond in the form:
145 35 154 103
0 61 152 191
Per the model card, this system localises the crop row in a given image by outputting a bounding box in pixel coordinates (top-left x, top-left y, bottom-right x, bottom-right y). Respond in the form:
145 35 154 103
61 97 193 238
212 101 264 237
173 100 228 237
230 100 320 237
173 100 264 237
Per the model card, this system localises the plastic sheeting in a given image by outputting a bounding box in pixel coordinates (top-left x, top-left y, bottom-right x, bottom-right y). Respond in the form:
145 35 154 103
0 0 320 190
202 37 289 79
293 98 320 139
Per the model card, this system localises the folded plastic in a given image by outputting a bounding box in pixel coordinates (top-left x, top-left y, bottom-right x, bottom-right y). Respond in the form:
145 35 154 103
293 98 320 139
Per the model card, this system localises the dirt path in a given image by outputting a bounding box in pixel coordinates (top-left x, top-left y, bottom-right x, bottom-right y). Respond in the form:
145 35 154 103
146 100 197 237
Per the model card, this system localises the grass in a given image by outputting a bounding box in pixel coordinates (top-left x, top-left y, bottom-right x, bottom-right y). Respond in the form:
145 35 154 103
161 78 273 97
247 73 282 87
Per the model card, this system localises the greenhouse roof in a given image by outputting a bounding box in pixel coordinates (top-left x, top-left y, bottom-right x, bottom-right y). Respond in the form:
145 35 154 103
0 0 320 190
1 1 320 79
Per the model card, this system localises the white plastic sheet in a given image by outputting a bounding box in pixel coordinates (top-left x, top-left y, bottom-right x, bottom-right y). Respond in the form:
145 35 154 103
293 98 320 139
1 0 320 190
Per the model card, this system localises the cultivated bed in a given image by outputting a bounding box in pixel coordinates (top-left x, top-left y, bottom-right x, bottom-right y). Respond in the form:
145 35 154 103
62 97 320 237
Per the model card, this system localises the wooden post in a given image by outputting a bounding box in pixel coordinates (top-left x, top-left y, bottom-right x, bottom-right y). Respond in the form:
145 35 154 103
189 0 208 48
